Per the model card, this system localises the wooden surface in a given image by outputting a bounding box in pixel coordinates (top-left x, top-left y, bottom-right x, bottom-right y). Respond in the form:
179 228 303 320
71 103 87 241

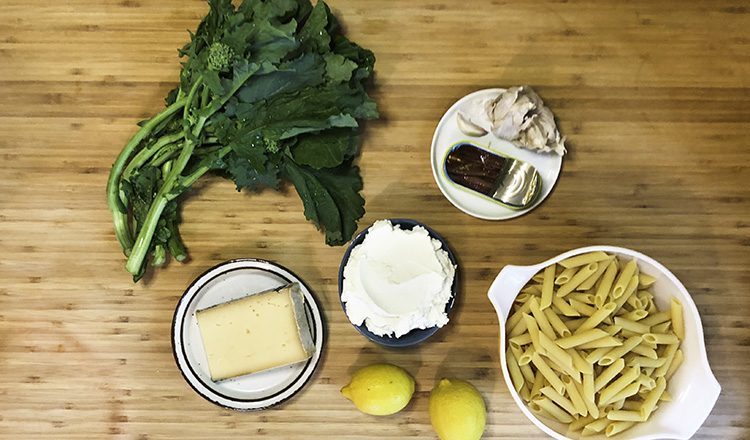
1 0 748 438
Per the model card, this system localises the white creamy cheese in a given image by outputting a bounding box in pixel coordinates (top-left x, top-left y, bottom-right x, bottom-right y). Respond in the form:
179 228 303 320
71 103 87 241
341 220 456 338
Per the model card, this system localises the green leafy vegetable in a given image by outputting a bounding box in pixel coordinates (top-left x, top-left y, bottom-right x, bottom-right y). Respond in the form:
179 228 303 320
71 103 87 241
106 0 378 281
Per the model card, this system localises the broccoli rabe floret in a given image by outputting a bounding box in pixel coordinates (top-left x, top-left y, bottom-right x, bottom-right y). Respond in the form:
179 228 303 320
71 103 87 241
207 42 235 71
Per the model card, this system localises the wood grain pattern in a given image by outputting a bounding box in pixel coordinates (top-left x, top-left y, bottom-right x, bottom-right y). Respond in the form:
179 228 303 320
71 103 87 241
1 0 748 438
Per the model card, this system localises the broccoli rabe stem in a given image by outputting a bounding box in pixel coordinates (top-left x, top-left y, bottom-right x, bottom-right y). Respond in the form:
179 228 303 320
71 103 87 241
107 98 187 256
121 132 184 182
123 67 256 276
125 116 206 275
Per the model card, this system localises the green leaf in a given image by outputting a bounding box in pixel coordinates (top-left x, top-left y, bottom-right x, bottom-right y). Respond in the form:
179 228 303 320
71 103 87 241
323 52 357 83
223 151 281 191
297 1 332 53
235 53 325 104
290 127 358 169
282 158 364 246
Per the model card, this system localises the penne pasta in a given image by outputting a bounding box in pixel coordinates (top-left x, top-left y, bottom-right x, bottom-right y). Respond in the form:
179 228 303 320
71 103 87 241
607 409 646 422
556 263 599 297
540 263 556 310
598 335 643 366
504 252 684 437
614 316 650 334
506 347 526 392
555 266 578 285
509 333 532 349
612 259 638 298
529 297 557 341
518 346 535 366
643 332 680 345
594 358 625 392
540 386 578 416
598 365 640 406
639 376 666 420
605 421 637 437
569 298 597 316
520 362 536 384
531 352 566 394
594 260 618 308
575 302 616 334
532 396 575 423
538 333 576 375
558 251 611 268
582 417 610 435
670 298 685 340
654 342 679 378
665 349 684 380
556 328 609 349
577 256 615 292
562 375 588 416
543 307 572 338
552 295 581 317
638 273 657 288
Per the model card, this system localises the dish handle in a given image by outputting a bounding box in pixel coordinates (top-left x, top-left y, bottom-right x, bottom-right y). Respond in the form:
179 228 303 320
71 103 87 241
663 363 722 439
487 263 545 323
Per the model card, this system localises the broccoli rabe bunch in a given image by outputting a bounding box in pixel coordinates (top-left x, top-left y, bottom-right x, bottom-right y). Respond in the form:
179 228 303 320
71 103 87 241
106 0 378 281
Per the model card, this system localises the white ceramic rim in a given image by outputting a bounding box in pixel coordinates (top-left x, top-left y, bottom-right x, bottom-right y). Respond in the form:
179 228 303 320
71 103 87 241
430 88 563 220
171 258 324 411
488 245 721 440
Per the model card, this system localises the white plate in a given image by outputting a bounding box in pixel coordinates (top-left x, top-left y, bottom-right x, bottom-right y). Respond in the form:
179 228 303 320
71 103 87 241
172 259 324 411
430 88 563 220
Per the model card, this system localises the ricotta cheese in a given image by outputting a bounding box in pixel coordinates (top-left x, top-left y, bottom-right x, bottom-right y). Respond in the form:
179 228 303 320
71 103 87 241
341 220 456 338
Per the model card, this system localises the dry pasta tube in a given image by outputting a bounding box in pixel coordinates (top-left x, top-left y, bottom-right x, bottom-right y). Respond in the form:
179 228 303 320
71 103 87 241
531 352 566 394
562 375 588 416
598 365 640 406
595 260 619 307
569 415 596 432
506 346 525 392
594 358 625 392
543 307 572 338
606 421 637 437
577 256 614 292
541 263 556 309
607 410 646 422
612 259 638 298
556 262 599 297
598 335 643 366
665 349 684 380
556 328 609 349
671 298 685 340
555 266 578 285
532 396 575 423
582 417 610 435
575 302 617 334
552 295 580 317
529 297 557 341
558 251 611 268
579 374 600 419
654 342 679 377
640 376 667 420
540 385 577 415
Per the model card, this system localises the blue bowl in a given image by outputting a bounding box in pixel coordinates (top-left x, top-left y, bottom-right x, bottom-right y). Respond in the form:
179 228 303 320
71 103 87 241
337 219 458 347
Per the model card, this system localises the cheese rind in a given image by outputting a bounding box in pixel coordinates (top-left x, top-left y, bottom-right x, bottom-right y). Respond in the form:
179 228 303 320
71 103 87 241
195 283 315 381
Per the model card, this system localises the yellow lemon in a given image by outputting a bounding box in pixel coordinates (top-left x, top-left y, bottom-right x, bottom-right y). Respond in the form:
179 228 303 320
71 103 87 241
429 378 486 440
341 363 415 415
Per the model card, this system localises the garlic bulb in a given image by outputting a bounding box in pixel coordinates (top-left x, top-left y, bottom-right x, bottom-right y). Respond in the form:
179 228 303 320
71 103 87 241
455 86 566 155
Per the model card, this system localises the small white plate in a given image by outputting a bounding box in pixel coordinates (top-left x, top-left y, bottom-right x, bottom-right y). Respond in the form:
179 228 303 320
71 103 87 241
430 88 563 220
172 259 324 411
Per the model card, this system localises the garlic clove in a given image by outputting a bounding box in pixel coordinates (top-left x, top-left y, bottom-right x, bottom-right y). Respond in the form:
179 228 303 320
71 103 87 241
456 110 489 137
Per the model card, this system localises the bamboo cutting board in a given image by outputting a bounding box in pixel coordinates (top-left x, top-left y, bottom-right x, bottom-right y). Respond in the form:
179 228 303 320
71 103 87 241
1 0 749 439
